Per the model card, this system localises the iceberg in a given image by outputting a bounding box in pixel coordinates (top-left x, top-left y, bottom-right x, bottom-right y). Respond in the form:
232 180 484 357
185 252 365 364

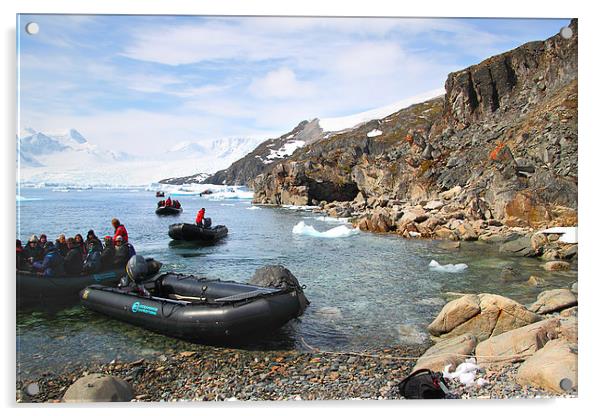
292 221 359 238
429 259 468 273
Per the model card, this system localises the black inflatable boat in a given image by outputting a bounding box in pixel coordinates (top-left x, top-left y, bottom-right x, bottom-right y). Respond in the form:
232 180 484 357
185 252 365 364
155 206 183 215
17 258 162 307
80 268 309 343
168 223 228 242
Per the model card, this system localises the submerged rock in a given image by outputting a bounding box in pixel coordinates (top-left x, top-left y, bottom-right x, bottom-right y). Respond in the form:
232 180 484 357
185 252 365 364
542 260 571 271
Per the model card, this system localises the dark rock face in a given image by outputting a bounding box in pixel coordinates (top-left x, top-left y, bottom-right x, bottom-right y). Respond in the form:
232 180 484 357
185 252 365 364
252 20 577 229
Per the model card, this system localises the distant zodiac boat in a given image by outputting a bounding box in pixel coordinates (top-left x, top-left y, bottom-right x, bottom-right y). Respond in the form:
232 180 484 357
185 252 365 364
155 206 183 215
168 223 228 242
80 271 309 343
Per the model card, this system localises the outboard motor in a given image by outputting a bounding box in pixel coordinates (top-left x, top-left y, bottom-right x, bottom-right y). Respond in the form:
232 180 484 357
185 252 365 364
121 255 153 296
203 217 212 228
249 265 310 316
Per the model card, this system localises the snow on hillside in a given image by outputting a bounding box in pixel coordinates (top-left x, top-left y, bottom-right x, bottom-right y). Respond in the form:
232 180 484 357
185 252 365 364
318 88 445 132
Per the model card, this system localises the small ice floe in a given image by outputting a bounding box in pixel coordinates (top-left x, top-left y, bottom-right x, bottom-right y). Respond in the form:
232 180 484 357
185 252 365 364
443 358 486 387
408 231 421 238
429 259 468 273
284 205 319 211
315 306 343 320
292 221 359 238
246 206 261 210
367 129 383 137
220 203 235 206
538 226 578 244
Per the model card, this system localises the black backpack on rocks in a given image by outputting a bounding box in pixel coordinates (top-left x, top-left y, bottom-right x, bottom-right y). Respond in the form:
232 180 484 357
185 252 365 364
398 369 449 399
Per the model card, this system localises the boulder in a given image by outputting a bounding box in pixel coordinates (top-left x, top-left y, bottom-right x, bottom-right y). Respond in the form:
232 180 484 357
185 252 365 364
530 233 548 252
413 334 477 372
434 227 458 240
516 339 577 393
439 241 461 250
541 249 561 261
542 261 571 271
499 236 538 257
560 244 578 260
475 318 560 365
528 289 577 314
571 282 577 294
456 222 478 241
62 374 134 402
559 316 577 344
559 306 577 318
424 200 444 210
427 293 542 342
440 185 462 200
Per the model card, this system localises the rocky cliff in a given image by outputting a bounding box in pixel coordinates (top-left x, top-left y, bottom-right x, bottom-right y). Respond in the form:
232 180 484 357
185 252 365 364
252 19 578 235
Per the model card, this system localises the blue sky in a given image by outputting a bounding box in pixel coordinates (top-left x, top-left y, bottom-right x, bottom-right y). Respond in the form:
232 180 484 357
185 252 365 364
17 15 570 155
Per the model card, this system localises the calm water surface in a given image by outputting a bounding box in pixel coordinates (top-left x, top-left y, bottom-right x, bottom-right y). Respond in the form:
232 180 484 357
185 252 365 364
16 188 577 378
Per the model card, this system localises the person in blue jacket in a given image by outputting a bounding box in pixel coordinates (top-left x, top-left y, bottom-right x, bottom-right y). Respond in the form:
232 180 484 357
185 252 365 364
82 241 102 274
33 242 65 277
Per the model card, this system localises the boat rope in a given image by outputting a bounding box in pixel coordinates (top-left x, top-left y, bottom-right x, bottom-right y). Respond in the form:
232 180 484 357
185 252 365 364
299 337 534 363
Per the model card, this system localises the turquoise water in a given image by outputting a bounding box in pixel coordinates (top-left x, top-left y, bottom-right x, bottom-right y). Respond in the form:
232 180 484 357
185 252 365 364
16 188 577 378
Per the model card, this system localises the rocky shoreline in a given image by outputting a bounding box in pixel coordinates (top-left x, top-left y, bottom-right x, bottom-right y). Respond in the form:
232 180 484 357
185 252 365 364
17 277 578 402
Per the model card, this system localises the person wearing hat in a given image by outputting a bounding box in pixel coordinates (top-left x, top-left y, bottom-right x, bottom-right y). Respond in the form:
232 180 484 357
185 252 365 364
82 241 102 274
55 234 68 257
23 235 43 264
64 237 84 276
85 229 103 252
100 236 115 270
111 218 129 243
113 235 131 268
33 242 65 277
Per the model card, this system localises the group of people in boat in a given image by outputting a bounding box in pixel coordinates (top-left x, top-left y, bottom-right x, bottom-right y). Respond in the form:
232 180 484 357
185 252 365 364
157 196 181 209
16 218 136 277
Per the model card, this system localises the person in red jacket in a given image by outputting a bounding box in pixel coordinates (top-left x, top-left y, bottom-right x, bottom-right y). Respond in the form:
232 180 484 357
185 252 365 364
111 218 129 243
195 208 206 227
165 197 172 207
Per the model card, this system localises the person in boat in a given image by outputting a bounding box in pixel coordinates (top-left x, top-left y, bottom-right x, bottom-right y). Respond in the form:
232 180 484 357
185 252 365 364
111 218 129 243
165 197 173 207
173 200 181 209
74 233 88 257
39 234 48 246
82 241 102 274
100 236 115 270
23 235 44 264
55 234 68 257
33 242 66 277
113 236 135 267
119 255 151 297
16 239 30 271
64 237 84 276
195 208 206 227
85 229 103 251
157 200 165 208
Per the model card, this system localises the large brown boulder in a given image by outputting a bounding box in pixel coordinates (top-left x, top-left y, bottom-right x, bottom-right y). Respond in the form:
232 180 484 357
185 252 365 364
474 318 560 365
542 261 571 271
528 288 577 314
62 374 134 402
516 339 577 393
428 294 541 342
413 333 477 372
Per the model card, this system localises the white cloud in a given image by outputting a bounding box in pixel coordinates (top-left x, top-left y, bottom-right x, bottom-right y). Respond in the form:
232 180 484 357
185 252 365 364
248 68 316 99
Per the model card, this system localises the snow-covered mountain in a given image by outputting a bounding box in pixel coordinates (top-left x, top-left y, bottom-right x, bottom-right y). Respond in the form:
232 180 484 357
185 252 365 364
17 128 264 187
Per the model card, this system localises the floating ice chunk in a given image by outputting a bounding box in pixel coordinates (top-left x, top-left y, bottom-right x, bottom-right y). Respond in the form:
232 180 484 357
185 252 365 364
538 226 578 244
429 260 468 273
16 195 41 201
292 221 359 238
305 216 349 224
220 203 235 206
408 231 421 238
246 206 261 210
367 129 383 137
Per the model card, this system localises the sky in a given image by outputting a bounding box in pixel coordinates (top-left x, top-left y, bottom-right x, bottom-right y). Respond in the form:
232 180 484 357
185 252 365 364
17 15 570 156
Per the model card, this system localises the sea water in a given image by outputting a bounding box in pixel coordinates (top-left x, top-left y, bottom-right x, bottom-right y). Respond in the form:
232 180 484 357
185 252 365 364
16 188 577 378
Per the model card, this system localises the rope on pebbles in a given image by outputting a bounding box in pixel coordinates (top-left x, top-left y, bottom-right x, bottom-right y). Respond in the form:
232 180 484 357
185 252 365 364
300 337 532 363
